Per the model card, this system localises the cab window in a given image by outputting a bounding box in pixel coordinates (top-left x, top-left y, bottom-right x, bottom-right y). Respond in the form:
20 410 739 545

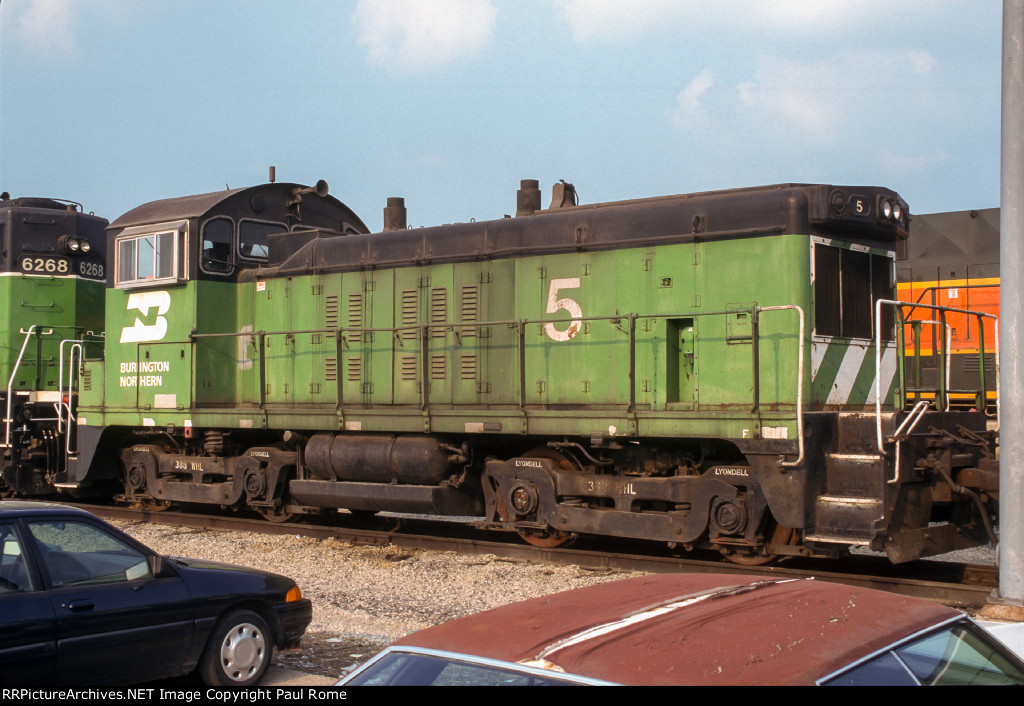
239 220 286 262
116 230 177 286
201 217 233 274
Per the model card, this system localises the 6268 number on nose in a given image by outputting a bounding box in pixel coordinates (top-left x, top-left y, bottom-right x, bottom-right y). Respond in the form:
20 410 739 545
19 256 70 274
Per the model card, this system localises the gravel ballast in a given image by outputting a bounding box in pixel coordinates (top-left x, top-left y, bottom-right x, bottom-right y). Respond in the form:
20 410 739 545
113 520 645 678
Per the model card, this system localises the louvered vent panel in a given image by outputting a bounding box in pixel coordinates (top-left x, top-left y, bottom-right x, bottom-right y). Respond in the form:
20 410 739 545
401 355 418 380
325 295 339 335
82 367 92 391
325 357 337 381
346 356 361 381
431 287 447 338
347 293 364 341
460 354 477 380
964 353 996 373
401 290 418 340
461 285 478 337
431 354 446 380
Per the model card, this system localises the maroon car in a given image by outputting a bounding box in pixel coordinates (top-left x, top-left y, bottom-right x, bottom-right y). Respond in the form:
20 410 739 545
340 573 1024 686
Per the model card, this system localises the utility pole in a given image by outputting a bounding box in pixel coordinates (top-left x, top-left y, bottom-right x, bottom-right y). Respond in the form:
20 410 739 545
998 0 1024 606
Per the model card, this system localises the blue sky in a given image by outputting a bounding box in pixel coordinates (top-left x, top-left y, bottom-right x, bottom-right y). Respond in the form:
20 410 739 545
0 0 1003 231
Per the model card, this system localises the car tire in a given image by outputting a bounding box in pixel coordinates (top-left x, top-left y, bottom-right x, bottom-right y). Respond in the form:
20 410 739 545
199 609 273 686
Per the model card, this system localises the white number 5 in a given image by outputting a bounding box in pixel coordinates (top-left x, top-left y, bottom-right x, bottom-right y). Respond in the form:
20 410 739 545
544 278 582 342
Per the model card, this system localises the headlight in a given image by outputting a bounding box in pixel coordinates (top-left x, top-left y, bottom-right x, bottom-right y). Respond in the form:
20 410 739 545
79 239 92 253
67 238 81 252
881 200 893 220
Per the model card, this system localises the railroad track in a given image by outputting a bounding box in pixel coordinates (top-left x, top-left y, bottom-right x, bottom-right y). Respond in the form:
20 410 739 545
81 503 997 611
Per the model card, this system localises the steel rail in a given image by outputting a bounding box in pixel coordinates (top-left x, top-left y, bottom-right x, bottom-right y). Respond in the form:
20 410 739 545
80 503 996 610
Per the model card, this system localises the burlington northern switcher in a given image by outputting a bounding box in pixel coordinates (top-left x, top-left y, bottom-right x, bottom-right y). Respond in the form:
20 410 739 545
1 180 1000 564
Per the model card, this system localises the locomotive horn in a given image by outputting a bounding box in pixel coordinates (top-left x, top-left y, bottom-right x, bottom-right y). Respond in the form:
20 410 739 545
292 180 329 198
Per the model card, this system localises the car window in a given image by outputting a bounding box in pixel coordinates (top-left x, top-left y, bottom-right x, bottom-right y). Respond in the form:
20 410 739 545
823 621 1024 686
894 622 1024 685
822 651 919 686
345 651 602 686
0 524 33 593
27 520 153 587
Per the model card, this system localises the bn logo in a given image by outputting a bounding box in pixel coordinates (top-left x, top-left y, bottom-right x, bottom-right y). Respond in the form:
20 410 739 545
120 291 171 343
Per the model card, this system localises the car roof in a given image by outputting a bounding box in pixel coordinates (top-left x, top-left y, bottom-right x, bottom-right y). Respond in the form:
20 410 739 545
0 500 95 519
393 573 961 686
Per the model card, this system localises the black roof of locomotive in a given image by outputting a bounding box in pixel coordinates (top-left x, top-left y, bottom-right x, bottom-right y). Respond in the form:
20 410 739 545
899 208 999 282
251 183 908 280
0 196 108 272
108 182 368 234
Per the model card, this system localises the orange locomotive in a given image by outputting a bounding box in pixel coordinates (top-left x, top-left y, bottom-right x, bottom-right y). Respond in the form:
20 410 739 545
897 208 999 412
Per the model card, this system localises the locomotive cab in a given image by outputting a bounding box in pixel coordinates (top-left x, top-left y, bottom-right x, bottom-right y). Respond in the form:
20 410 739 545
69 182 368 498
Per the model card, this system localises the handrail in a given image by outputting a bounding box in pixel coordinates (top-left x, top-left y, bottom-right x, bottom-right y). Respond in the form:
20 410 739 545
58 340 84 433
757 305 805 467
192 305 808 457
4 326 53 448
875 299 998 454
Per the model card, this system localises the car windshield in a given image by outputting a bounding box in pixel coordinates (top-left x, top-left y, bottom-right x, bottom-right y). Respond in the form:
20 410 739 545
823 620 1024 686
342 648 615 686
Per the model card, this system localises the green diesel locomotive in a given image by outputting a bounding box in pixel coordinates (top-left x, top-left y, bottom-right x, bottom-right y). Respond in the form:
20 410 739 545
52 180 998 563
1 195 107 495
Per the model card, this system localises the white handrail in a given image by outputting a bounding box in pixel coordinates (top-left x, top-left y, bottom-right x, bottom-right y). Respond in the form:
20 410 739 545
58 340 84 434
758 305 805 468
4 326 53 448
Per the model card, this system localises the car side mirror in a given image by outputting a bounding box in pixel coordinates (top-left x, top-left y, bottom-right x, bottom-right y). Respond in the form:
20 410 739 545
149 555 166 577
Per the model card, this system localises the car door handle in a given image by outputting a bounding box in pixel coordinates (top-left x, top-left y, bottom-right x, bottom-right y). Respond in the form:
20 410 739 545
64 599 95 612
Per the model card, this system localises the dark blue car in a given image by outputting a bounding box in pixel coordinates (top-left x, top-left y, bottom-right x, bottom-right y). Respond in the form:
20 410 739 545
0 501 312 686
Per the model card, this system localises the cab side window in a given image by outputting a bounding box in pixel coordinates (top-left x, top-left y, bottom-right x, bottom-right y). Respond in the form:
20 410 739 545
239 220 286 262
201 217 233 274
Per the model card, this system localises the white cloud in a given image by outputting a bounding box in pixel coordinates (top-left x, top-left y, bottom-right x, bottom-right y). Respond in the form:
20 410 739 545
353 0 498 73
733 55 844 142
907 49 937 74
559 0 682 42
8 0 77 55
558 0 955 45
667 68 716 128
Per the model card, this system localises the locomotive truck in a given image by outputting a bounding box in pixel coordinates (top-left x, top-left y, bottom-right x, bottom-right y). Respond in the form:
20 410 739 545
5 180 1000 564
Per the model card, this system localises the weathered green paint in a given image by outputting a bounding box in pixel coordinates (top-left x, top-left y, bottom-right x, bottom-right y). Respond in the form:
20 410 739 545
80 233 830 447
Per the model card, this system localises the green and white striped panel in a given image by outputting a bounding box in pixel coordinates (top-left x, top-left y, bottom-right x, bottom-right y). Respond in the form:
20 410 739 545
811 340 899 408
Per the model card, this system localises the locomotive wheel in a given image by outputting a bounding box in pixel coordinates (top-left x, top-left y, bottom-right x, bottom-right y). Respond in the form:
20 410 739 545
518 528 574 548
129 497 174 512
256 506 294 523
510 447 577 549
719 522 797 566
